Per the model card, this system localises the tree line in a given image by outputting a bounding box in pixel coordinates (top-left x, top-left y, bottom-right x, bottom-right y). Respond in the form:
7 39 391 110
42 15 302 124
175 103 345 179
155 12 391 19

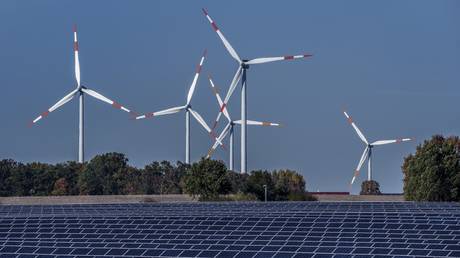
0 153 315 201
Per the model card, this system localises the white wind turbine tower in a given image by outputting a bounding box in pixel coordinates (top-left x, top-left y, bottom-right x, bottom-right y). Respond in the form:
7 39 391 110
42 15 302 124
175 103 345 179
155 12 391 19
206 75 281 171
202 8 312 173
343 111 412 186
135 50 222 164
30 25 136 163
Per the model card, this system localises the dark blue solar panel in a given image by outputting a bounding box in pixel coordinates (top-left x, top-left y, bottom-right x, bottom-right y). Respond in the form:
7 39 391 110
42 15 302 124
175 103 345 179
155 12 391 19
0 202 459 257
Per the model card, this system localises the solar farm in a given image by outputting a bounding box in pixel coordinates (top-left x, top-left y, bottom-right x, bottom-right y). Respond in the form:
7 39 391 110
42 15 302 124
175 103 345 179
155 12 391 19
0 202 459 257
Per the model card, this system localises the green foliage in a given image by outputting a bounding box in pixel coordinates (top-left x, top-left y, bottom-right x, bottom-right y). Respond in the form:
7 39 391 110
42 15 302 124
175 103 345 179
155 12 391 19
244 170 275 201
226 171 248 194
115 166 143 195
0 159 18 196
9 163 33 196
141 162 163 194
29 162 57 196
272 169 306 201
288 192 318 201
51 178 69 196
230 192 258 201
183 158 231 201
142 161 188 195
208 192 258 202
0 154 313 202
78 153 128 195
403 135 460 201
360 180 381 195
53 161 83 195
243 169 314 202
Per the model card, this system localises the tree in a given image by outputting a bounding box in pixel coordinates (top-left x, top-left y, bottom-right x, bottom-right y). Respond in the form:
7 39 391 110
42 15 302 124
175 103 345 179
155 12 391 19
227 170 248 194
142 162 164 194
51 178 69 196
54 161 83 195
28 162 57 196
115 166 143 195
272 169 306 201
360 180 381 195
0 159 20 196
403 135 460 201
244 170 275 201
78 153 128 195
161 161 185 194
183 158 231 201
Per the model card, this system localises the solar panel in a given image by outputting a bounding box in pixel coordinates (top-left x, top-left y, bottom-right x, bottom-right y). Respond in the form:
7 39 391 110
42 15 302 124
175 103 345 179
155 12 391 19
0 202 459 257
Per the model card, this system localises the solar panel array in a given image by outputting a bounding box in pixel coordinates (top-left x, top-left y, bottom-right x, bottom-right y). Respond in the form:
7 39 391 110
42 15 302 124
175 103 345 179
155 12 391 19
0 202 459 258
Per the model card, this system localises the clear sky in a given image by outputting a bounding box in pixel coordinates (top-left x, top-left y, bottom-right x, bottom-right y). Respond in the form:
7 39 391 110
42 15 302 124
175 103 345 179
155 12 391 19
0 1 458 194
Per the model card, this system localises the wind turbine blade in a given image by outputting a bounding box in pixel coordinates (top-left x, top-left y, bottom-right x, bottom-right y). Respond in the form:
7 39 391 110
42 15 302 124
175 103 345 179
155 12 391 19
371 138 412 146
222 64 243 104
212 66 242 129
351 147 369 185
207 122 231 158
189 108 223 146
246 54 313 65
202 8 241 63
73 25 81 87
343 111 368 144
189 108 212 133
208 75 231 122
234 120 281 126
30 89 78 125
186 50 207 105
136 105 185 120
81 88 136 115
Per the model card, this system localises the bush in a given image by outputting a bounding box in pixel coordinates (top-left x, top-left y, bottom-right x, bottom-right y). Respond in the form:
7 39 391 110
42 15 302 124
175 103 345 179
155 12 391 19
288 192 318 201
214 192 257 202
403 135 460 201
360 180 381 195
230 192 258 201
183 158 231 201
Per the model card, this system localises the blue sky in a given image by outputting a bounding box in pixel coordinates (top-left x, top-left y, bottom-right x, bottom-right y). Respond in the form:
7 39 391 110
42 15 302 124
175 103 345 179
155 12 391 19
0 1 458 193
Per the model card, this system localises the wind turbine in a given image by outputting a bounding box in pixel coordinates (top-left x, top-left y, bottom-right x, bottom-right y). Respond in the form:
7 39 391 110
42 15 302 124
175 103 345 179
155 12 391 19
135 50 222 164
202 8 312 173
343 111 412 186
30 25 136 163
206 75 281 171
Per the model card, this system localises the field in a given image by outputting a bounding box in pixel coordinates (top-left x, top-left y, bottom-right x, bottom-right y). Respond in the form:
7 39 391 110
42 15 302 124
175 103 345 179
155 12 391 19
0 202 459 257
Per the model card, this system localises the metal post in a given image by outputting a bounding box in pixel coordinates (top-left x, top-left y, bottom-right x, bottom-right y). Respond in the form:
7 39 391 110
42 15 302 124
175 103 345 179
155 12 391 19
78 92 84 163
263 184 267 202
185 110 190 164
241 67 247 173
229 125 234 171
